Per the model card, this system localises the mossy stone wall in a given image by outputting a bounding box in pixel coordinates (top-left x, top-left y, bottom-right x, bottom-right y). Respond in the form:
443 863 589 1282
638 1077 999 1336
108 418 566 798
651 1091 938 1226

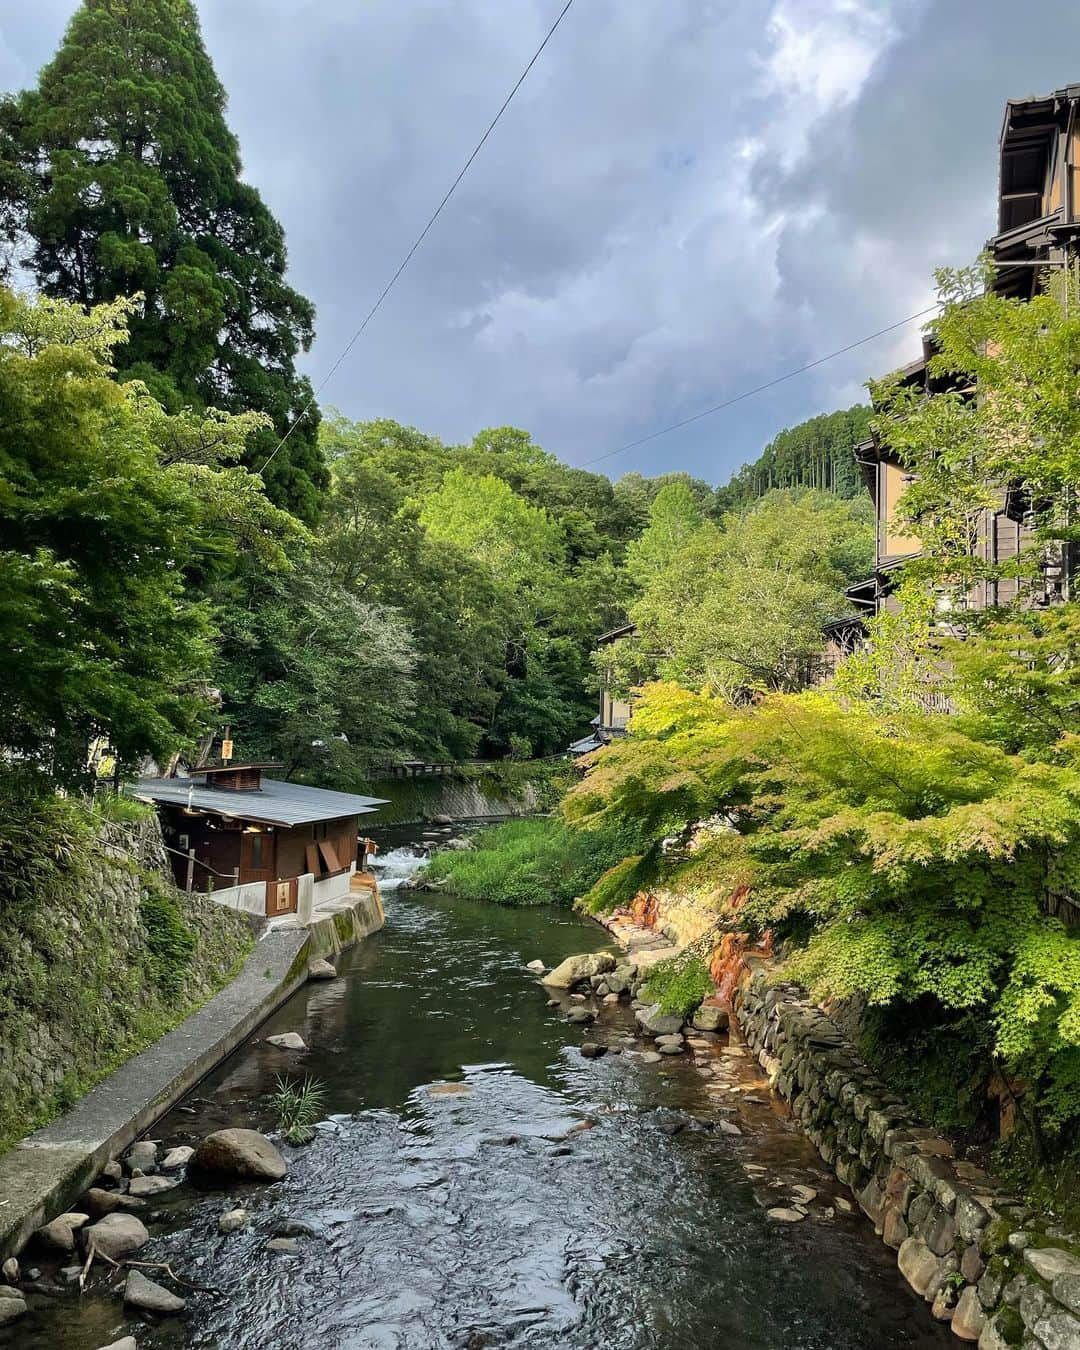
0 814 253 1153
737 968 1080 1346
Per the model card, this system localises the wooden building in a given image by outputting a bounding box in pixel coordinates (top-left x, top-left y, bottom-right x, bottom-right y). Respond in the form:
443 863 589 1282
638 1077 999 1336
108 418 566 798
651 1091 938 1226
132 763 386 918
568 624 636 756
848 85 1080 621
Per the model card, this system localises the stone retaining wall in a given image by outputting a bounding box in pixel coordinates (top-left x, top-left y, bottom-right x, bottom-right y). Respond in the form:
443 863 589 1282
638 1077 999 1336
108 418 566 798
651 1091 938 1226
0 813 253 1155
736 966 1080 1349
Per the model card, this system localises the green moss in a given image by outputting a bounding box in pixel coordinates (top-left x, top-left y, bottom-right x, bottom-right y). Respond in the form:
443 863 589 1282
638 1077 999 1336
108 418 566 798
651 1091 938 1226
995 1305 1024 1346
982 1219 1013 1256
0 779 253 1155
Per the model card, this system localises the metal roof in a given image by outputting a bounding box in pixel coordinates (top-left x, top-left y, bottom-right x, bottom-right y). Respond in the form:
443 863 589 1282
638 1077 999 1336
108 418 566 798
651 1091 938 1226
130 777 388 828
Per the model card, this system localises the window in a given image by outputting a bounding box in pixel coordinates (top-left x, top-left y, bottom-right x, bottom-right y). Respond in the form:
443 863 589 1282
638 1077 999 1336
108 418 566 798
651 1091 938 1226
249 834 264 869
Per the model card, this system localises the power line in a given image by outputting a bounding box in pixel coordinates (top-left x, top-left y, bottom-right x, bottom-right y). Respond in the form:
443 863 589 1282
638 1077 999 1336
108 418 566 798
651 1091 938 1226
578 305 941 469
260 0 577 475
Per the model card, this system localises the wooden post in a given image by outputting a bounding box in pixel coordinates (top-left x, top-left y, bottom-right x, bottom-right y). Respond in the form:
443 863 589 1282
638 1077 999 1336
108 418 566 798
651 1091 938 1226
186 848 195 893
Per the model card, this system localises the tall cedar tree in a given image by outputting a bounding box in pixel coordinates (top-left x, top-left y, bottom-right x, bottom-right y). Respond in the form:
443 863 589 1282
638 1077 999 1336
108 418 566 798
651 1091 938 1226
0 0 326 521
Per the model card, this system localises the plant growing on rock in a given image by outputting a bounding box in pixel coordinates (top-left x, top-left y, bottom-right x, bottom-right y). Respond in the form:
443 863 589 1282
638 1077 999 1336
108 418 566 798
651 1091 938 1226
271 1075 326 1146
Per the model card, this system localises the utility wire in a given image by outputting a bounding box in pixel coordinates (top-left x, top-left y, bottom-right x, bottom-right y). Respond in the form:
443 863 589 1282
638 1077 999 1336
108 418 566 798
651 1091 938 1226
578 305 941 469
260 0 577 474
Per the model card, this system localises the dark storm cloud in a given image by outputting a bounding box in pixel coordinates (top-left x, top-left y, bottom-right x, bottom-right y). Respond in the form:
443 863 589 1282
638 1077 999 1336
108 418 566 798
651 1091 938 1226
3 1 1080 482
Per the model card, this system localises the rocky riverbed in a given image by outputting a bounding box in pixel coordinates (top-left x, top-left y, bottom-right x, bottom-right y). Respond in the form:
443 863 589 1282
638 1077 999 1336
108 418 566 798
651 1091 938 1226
1 875 953 1350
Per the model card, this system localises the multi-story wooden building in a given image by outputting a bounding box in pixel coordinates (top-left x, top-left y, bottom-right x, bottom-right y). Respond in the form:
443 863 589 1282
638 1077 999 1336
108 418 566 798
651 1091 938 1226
849 85 1080 619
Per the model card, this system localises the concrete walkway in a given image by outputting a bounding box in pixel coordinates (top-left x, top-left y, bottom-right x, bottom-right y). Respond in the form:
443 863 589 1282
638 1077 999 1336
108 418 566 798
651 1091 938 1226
0 882 383 1258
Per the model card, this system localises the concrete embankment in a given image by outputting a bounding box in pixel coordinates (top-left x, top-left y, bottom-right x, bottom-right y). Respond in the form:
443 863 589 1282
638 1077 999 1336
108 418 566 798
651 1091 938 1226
0 882 383 1259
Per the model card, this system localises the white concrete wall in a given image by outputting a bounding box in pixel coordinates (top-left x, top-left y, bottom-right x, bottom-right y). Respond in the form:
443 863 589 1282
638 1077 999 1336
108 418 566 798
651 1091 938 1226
211 880 267 917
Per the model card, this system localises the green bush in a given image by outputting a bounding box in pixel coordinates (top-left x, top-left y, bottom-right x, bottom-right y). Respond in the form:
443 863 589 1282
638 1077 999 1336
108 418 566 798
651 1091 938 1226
422 816 645 907
578 853 656 914
641 954 714 1018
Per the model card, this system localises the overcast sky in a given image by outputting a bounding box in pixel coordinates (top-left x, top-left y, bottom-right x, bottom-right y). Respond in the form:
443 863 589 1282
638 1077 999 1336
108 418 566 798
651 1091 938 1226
3 1 1079 485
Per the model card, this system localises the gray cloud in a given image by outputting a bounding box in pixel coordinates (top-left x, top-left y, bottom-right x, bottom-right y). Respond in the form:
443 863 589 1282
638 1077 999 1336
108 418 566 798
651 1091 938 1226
3 0 1079 483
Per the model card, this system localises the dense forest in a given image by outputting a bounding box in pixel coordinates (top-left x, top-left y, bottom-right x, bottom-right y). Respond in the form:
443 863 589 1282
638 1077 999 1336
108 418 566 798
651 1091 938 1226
714 404 874 510
0 0 878 793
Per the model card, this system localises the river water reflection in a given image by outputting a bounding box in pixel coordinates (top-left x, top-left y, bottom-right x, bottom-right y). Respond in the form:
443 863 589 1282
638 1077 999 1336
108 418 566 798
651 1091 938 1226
5 844 953 1350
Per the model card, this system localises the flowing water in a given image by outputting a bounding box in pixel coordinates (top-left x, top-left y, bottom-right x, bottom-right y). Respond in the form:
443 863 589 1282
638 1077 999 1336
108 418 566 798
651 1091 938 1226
5 832 952 1350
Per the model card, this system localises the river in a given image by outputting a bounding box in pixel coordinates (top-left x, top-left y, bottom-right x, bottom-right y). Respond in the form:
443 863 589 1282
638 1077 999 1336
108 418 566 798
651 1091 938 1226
4 834 952 1350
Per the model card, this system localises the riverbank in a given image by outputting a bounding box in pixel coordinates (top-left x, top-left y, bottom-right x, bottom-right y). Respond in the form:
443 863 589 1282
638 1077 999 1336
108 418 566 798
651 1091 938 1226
585 902 1080 1344
0 881 383 1263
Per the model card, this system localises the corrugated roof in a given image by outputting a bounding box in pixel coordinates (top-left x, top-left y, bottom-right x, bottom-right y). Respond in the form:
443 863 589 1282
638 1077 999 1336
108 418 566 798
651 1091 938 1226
130 777 388 828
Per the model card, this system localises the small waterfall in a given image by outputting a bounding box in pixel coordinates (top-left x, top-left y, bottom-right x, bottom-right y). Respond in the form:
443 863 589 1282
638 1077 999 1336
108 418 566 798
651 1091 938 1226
370 845 428 893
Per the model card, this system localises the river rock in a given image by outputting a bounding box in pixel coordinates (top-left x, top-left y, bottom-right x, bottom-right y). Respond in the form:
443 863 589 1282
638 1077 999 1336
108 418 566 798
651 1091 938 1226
542 953 616 989
218 1207 249 1234
951 1285 987 1341
603 993 620 1005
580 1042 607 1059
266 1032 306 1051
307 958 337 981
526 960 546 974
128 1174 180 1198
34 1218 76 1253
98 1340 138 1350
266 1237 298 1253
124 1140 158 1175
1025 1248 1080 1282
83 1187 124 1219
100 1160 124 1184
83 1212 150 1260
161 1145 195 1170
768 1208 805 1222
56 1212 90 1231
566 1007 594 1024
192 1128 288 1181
658 1041 685 1055
635 1003 684 1037
605 966 634 995
0 1295 26 1327
639 1051 663 1063
0 1285 23 1300
124 1268 186 1315
898 1236 945 1297
1 1259 17 1284
692 1005 729 1032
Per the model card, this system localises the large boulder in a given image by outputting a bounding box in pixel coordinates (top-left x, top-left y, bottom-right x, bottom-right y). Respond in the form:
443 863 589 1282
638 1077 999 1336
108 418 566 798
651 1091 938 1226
192 1128 288 1182
635 1003 685 1037
83 1212 150 1260
124 1269 186 1315
542 953 616 990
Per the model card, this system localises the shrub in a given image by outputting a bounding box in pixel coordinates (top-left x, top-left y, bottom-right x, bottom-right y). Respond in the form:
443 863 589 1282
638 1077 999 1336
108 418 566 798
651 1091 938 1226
641 954 714 1018
422 816 646 907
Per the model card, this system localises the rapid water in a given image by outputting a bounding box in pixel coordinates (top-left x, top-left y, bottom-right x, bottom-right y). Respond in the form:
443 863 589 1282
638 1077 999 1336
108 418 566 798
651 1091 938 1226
4 839 952 1350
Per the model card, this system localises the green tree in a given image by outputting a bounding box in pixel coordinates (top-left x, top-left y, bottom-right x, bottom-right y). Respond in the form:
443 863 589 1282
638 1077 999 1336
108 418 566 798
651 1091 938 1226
624 480 705 589
715 405 873 512
624 489 872 697
871 263 1080 597
215 550 418 783
0 288 210 785
0 0 325 521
